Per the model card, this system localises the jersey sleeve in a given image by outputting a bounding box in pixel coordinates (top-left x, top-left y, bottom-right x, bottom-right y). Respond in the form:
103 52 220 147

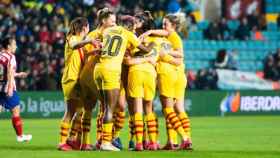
126 31 140 49
68 35 80 49
87 29 101 39
161 54 175 62
168 32 183 50
84 30 101 54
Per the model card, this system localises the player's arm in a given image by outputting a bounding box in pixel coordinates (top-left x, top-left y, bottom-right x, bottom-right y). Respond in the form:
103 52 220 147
168 49 184 58
14 72 28 78
137 42 155 54
140 30 184 58
123 55 155 66
160 51 183 66
127 31 154 54
140 29 170 39
69 37 101 50
6 62 14 97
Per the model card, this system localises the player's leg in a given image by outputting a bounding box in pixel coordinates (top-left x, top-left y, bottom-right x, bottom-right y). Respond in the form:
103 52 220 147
158 74 189 149
100 89 120 151
94 68 120 151
143 100 158 150
67 105 83 150
9 95 32 143
80 95 97 150
10 106 30 142
174 99 192 149
132 97 144 151
7 91 32 142
58 99 80 149
143 72 158 150
174 72 192 150
96 101 105 142
112 90 126 150
112 65 128 149
93 67 105 149
58 81 80 150
158 74 178 149
127 96 135 150
127 70 145 151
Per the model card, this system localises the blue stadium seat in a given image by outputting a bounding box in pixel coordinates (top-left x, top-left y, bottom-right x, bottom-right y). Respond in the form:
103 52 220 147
188 31 203 40
227 20 240 31
197 20 209 31
267 23 278 31
256 61 263 70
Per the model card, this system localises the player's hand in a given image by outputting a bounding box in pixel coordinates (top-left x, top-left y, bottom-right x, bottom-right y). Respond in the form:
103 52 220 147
147 57 156 66
139 31 151 42
92 50 102 56
17 72 28 78
159 50 166 57
7 87 13 97
92 39 102 49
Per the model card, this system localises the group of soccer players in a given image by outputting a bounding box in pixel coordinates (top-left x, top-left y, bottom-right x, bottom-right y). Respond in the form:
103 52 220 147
58 7 192 151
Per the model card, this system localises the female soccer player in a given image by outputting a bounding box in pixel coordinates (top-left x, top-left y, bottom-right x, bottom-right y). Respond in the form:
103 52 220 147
58 17 99 151
123 11 160 151
0 36 32 142
86 8 119 149
76 8 117 150
140 13 192 150
94 15 153 151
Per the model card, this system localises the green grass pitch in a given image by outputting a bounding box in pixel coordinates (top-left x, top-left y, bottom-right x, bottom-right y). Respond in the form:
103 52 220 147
0 116 279 158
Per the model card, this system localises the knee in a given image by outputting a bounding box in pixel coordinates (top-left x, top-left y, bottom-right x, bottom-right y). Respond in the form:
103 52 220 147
117 103 125 112
11 106 20 117
103 112 113 123
144 103 153 114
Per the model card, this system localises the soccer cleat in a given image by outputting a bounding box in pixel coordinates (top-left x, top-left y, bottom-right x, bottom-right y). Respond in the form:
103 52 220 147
135 143 143 151
161 142 177 150
180 139 193 150
80 144 94 151
17 134 32 142
95 140 101 150
100 142 120 151
128 140 135 151
143 140 149 150
174 144 179 148
66 139 81 150
57 143 72 151
147 142 158 150
157 142 161 150
112 137 123 150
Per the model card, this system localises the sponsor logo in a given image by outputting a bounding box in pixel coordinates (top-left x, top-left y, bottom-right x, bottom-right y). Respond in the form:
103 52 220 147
220 92 280 113
220 92 240 113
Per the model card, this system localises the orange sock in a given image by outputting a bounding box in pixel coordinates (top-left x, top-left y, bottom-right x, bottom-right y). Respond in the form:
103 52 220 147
113 111 125 138
134 113 144 144
178 112 191 138
128 116 135 141
96 105 104 141
69 112 83 139
59 121 70 144
164 107 188 140
145 113 157 143
101 123 113 144
82 111 92 145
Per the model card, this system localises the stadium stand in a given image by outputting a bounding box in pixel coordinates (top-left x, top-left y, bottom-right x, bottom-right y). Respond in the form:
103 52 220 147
0 0 279 90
